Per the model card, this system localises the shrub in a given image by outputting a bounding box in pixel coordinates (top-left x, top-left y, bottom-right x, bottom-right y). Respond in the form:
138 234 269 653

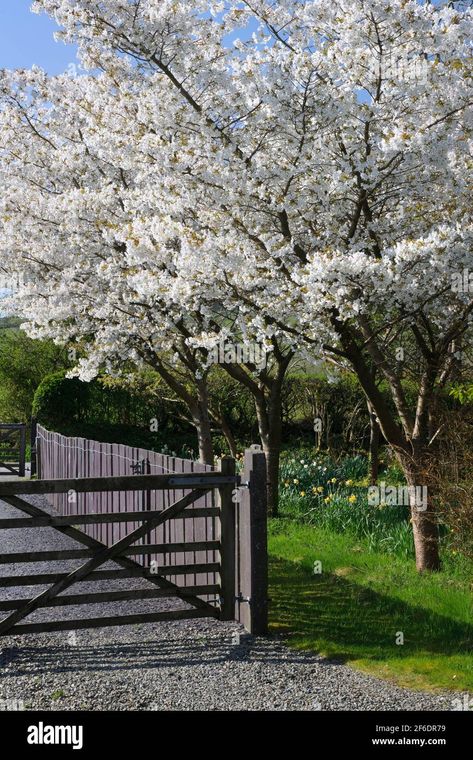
33 371 90 425
32 370 200 454
0 329 67 422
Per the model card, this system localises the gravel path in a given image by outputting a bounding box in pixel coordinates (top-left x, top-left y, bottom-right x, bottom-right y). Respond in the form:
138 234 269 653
0 495 462 711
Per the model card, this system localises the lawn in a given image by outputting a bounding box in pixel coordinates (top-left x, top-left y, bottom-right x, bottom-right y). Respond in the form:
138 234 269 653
268 520 473 694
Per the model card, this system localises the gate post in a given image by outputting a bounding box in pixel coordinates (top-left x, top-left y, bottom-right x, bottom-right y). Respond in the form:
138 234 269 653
237 448 268 635
218 456 236 621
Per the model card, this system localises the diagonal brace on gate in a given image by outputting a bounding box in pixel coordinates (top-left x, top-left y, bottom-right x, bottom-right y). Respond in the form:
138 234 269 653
0 488 216 636
0 494 216 615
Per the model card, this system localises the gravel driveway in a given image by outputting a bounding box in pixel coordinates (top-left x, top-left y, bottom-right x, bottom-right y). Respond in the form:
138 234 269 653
0 495 461 711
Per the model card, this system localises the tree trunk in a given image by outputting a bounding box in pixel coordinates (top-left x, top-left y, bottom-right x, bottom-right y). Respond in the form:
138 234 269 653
262 436 281 518
219 414 237 458
333 317 442 573
399 453 440 572
142 352 215 465
254 392 282 517
410 505 441 573
218 345 292 517
195 416 214 465
209 406 238 458
190 382 214 466
367 401 380 485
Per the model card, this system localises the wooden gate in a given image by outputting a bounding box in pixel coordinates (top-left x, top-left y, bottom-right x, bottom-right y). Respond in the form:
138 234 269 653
0 423 26 477
0 450 268 636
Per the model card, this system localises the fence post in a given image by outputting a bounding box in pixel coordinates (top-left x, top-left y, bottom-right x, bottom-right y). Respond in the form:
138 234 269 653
37 425 43 479
30 418 38 478
144 457 152 567
218 455 236 621
238 447 268 635
18 424 26 478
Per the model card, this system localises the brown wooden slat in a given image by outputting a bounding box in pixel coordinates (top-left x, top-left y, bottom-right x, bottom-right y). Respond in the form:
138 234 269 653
0 473 238 496
0 507 220 529
126 541 220 556
0 569 147 588
0 585 221 610
0 541 221 564
0 549 94 564
4 608 218 636
0 464 19 474
149 562 220 576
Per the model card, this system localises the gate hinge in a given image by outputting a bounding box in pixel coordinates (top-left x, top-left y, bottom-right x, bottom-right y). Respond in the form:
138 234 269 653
235 593 251 605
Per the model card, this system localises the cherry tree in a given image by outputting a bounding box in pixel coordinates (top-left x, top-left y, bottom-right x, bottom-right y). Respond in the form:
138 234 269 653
0 67 295 487
0 69 222 463
3 0 473 569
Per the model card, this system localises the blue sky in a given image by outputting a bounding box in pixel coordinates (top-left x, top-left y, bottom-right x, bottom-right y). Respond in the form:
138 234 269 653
0 1 78 73
0 3 257 73
0 0 449 75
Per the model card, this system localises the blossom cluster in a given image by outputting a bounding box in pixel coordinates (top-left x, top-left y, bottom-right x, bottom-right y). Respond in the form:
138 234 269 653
0 0 471 398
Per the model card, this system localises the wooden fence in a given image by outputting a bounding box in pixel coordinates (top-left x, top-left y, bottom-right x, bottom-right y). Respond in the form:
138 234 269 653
35 425 268 633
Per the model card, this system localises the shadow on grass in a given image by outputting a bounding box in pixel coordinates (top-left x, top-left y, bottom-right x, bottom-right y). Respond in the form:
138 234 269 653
269 556 473 662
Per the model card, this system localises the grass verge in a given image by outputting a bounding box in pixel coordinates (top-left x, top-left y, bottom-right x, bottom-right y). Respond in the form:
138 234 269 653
268 520 473 693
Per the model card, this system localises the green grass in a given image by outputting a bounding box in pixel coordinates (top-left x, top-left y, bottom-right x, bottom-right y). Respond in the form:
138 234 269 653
268 520 473 694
